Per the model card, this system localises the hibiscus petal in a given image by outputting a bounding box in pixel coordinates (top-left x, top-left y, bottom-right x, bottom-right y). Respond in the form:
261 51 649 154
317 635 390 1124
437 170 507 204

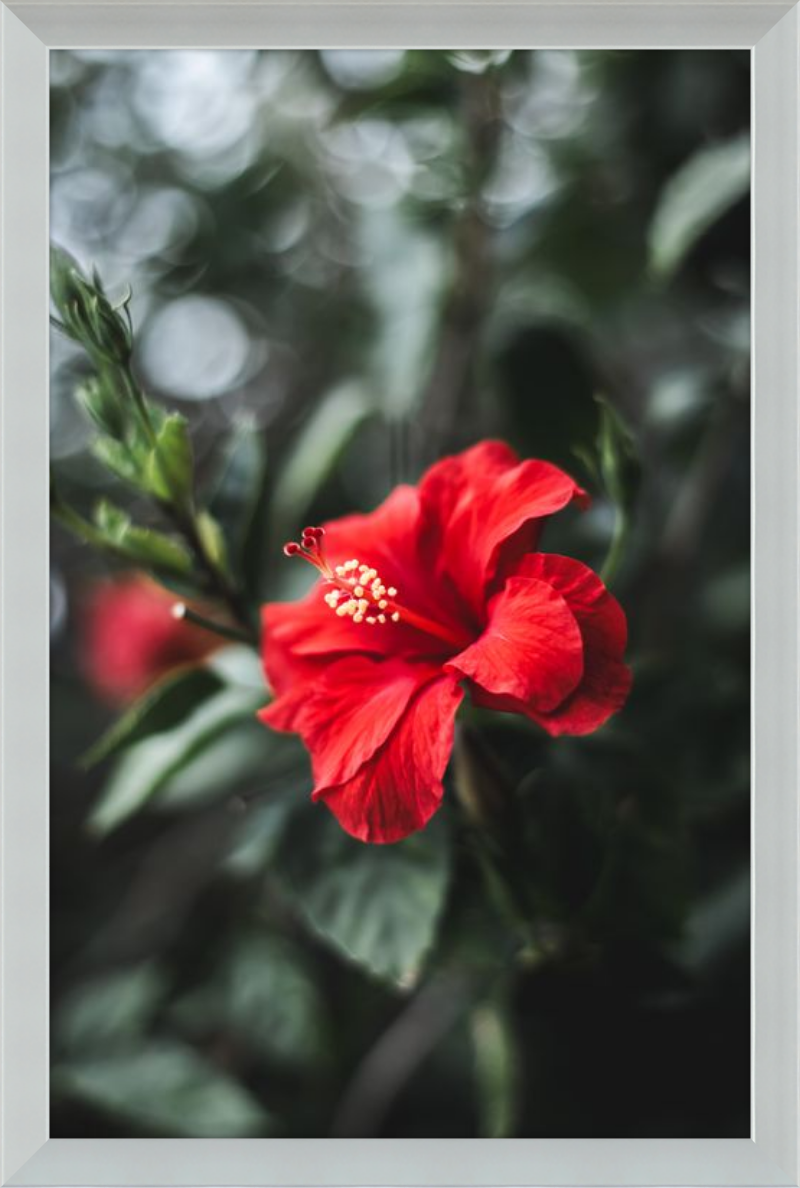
261 596 390 696
261 655 439 789
262 487 424 695
314 673 464 844
323 483 472 643
261 482 469 689
472 554 631 735
418 440 588 616
447 575 584 710
321 483 420 578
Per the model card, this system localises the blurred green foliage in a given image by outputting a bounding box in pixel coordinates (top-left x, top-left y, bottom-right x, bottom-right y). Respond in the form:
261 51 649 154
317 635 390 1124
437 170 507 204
50 49 750 1139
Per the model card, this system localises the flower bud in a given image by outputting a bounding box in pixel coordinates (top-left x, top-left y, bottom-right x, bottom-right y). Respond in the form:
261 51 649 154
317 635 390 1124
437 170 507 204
81 575 218 704
50 244 133 368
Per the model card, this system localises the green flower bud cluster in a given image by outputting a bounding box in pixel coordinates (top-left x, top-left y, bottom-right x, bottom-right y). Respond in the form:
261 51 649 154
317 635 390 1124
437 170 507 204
50 247 253 641
50 245 133 369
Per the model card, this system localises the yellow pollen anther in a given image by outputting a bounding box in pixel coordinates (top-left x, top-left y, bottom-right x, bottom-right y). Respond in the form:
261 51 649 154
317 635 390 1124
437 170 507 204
304 549 403 631
284 531 472 649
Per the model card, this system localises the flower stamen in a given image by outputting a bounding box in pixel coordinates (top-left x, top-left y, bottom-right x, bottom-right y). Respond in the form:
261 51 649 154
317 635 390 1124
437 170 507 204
282 527 467 647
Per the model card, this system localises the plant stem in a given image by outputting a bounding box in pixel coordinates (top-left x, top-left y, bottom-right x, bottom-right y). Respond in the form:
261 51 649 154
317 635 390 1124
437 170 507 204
416 69 502 460
121 366 257 644
170 602 253 646
452 726 540 953
170 506 259 647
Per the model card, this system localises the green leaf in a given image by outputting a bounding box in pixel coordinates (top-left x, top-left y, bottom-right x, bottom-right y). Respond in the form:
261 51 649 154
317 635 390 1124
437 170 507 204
595 395 640 516
56 964 166 1056
75 375 127 439
357 205 448 418
173 933 326 1069
119 526 194 574
88 685 266 835
207 643 266 691
145 413 194 506
50 245 133 363
50 243 86 313
92 436 146 487
271 381 371 529
196 509 230 574
471 994 519 1138
82 666 225 769
221 733 311 877
274 806 451 987
52 1041 273 1137
223 791 303 878
648 134 750 278
207 419 267 576
92 498 194 576
155 720 270 812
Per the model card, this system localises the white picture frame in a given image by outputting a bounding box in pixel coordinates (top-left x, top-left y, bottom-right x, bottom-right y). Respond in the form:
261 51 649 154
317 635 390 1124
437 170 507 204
1 3 797 1185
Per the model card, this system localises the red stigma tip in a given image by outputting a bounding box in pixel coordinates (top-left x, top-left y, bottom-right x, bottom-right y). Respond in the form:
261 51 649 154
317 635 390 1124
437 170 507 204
303 525 324 540
283 542 302 557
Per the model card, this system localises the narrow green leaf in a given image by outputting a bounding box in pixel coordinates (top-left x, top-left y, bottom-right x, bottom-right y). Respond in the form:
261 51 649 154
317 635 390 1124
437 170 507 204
94 497 131 540
471 995 518 1137
82 666 225 769
88 685 265 835
649 134 750 278
50 243 86 312
271 381 371 529
121 526 194 574
357 205 448 419
75 375 127 439
274 806 451 986
196 509 230 574
596 395 640 515
92 436 145 487
145 413 194 506
91 498 194 576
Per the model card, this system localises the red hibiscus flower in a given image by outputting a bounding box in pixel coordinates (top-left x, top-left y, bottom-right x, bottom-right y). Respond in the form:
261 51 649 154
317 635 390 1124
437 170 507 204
259 441 632 844
82 574 218 705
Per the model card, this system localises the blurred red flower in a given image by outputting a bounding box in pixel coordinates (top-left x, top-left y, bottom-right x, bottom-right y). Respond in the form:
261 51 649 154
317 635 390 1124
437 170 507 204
260 441 632 844
82 574 216 704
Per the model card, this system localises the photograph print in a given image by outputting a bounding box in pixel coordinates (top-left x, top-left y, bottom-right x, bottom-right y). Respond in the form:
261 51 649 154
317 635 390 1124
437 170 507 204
49 48 751 1139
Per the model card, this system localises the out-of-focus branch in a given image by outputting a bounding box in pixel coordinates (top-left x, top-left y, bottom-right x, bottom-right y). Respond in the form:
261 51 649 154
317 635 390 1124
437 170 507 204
330 974 473 1137
416 70 503 460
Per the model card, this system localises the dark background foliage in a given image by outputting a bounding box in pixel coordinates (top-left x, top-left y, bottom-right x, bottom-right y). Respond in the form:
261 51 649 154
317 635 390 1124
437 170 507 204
50 49 751 1138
